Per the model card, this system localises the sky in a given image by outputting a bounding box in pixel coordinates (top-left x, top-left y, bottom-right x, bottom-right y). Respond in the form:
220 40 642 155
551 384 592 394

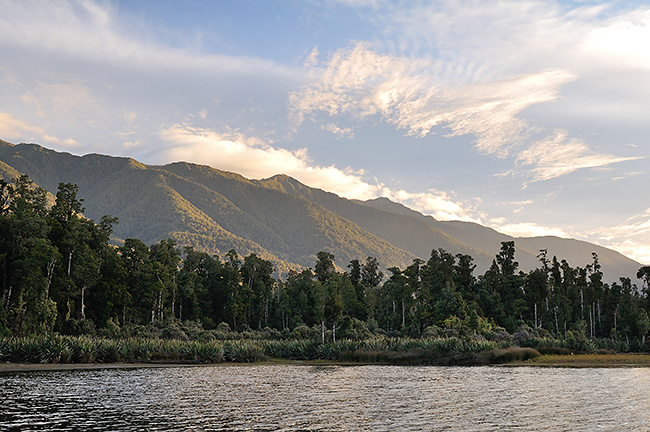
1 0 649 264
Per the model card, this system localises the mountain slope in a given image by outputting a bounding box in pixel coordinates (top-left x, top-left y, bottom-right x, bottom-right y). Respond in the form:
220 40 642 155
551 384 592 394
0 141 415 272
260 174 496 270
0 140 643 282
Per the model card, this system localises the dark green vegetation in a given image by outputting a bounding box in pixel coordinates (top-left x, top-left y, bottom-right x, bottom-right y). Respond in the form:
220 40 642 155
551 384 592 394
0 140 641 281
0 335 516 365
3 174 650 366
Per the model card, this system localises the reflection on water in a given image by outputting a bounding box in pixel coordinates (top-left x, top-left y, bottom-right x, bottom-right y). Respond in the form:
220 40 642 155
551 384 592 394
2 365 650 431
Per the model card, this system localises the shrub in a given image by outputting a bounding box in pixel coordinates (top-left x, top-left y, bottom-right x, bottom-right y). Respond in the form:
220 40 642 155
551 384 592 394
291 325 311 340
338 317 372 340
160 322 189 341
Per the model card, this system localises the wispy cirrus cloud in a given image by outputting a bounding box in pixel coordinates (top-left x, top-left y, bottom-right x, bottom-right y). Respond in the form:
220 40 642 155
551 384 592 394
290 43 575 154
289 42 629 181
290 0 648 182
515 130 641 182
493 222 568 239
0 0 296 78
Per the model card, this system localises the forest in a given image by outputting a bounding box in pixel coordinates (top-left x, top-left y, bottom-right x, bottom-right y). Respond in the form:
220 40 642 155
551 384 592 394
3 175 650 355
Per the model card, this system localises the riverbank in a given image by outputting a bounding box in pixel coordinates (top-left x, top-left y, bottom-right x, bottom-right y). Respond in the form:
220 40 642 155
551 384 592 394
0 359 357 373
509 353 650 367
5 353 650 372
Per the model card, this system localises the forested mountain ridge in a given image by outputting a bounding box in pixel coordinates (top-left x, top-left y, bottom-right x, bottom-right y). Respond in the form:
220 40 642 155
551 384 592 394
0 140 415 274
0 139 642 282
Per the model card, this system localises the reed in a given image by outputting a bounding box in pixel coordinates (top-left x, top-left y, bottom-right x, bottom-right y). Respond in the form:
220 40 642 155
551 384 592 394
0 335 557 365
223 340 264 362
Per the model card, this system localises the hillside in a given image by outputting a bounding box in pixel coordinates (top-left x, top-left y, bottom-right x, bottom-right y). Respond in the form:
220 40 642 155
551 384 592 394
0 139 643 282
0 140 415 273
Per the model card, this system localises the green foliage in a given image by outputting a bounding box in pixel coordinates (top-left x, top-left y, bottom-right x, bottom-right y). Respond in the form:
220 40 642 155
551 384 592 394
2 172 650 362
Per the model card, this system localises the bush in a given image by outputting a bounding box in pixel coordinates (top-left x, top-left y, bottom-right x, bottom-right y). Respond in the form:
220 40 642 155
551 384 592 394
291 325 311 339
338 317 372 340
180 320 204 340
123 324 160 339
98 318 122 339
513 325 533 343
160 322 189 341
422 326 441 338
62 319 96 336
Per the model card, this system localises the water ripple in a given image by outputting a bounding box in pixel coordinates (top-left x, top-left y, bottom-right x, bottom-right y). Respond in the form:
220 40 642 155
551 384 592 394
2 365 650 431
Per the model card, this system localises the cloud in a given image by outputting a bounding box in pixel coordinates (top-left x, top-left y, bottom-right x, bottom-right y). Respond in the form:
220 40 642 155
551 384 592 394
289 2 649 181
158 124 381 200
321 123 354 138
515 130 641 182
20 77 102 118
493 222 568 239
590 209 650 265
0 0 297 79
289 42 577 159
384 188 483 222
156 123 481 221
0 112 79 147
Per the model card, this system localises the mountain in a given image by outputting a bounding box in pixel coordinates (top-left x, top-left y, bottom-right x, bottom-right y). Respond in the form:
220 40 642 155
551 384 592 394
0 139 643 282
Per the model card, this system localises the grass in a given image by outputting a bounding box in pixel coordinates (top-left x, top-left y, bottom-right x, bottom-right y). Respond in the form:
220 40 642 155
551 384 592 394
0 335 505 365
3 335 650 368
521 353 650 367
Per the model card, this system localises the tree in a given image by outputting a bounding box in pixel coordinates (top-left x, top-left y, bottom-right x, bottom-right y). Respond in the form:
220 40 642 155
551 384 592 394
1 176 57 335
347 259 361 288
496 241 518 277
433 281 467 324
636 309 650 344
361 256 383 287
241 253 275 328
149 239 181 323
526 268 548 329
637 266 650 305
48 183 87 327
314 251 335 284
324 274 344 341
120 238 153 324
453 253 476 301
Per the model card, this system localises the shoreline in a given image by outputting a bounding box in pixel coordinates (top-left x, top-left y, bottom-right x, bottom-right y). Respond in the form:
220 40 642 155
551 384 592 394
511 353 650 368
5 354 650 372
0 359 357 373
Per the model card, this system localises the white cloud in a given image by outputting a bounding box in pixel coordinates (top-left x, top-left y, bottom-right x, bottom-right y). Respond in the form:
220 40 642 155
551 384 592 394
493 222 568 239
20 78 102 118
385 188 481 222
321 123 354 138
158 124 381 200
156 123 482 222
0 112 79 148
590 209 650 265
0 0 297 79
515 130 641 182
289 1 649 182
290 43 576 158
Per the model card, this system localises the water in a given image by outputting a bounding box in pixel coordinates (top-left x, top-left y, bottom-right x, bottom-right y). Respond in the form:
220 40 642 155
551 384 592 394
1 364 650 431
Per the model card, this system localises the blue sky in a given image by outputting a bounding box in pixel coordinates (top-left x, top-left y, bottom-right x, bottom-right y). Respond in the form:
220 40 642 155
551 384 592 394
1 0 649 263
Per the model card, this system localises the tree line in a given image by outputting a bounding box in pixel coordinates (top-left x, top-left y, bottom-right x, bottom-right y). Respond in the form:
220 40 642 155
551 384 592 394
2 175 650 346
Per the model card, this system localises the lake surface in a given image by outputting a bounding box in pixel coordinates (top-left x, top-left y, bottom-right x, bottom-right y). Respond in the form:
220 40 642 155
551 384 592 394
1 364 650 431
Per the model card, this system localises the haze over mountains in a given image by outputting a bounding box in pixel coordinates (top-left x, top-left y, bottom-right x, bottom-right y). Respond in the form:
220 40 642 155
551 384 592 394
0 139 642 282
